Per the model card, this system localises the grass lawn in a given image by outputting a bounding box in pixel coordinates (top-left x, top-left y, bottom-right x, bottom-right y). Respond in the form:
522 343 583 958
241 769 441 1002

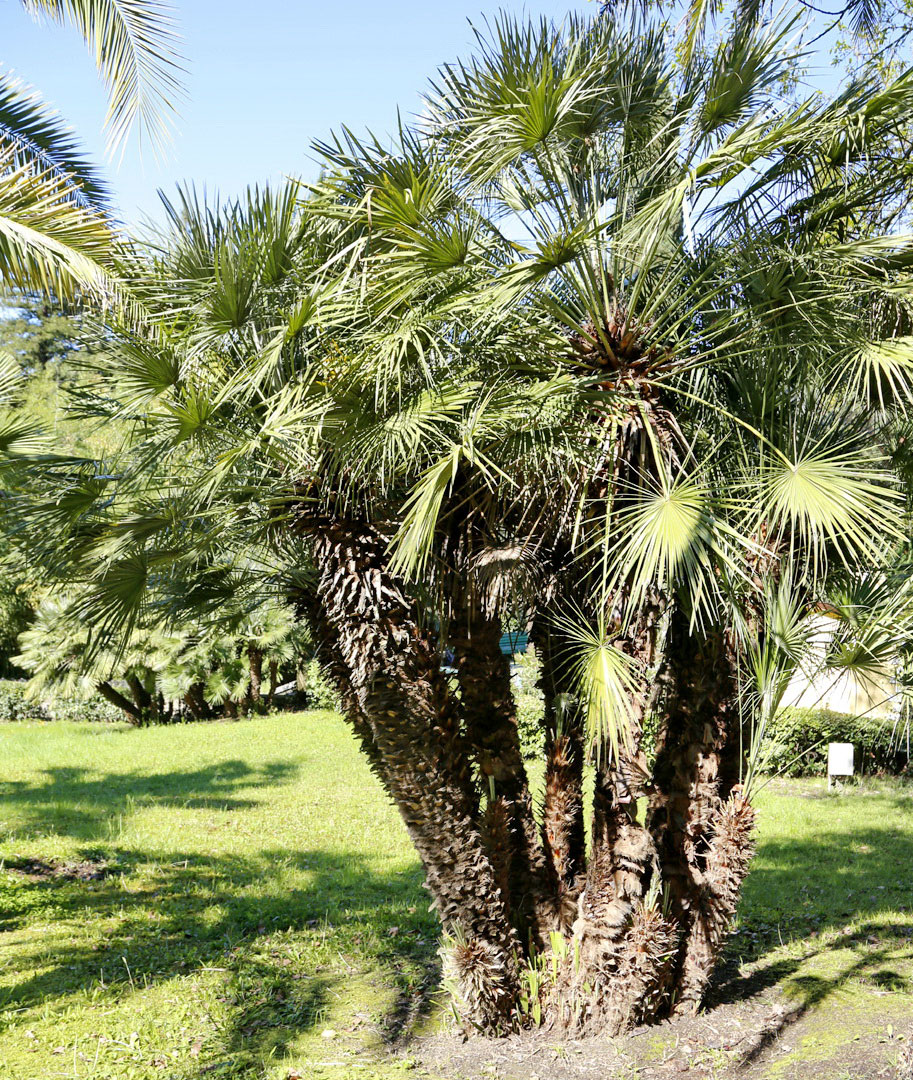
1 713 911 1080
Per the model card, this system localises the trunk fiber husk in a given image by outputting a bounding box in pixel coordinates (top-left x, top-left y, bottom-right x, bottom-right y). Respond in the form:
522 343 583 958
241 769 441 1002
304 516 523 1031
451 607 551 946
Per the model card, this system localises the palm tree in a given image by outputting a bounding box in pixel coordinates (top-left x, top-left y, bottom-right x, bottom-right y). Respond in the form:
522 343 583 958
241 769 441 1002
15 584 306 723
1 0 184 297
302 8 913 1029
11 4 913 1037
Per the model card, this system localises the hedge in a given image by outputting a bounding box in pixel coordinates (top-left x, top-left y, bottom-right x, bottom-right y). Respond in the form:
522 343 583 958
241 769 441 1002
0 680 123 723
762 707 908 777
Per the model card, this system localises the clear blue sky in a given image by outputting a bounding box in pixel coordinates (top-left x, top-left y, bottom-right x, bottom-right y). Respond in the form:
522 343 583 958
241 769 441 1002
2 0 593 227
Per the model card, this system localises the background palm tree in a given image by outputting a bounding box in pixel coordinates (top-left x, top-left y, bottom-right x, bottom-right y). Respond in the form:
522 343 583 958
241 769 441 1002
0 0 184 298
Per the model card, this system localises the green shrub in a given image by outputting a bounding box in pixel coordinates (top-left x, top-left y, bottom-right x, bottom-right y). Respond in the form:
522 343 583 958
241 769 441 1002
513 649 545 760
299 660 340 711
44 695 123 724
0 680 47 721
0 680 122 723
762 707 907 776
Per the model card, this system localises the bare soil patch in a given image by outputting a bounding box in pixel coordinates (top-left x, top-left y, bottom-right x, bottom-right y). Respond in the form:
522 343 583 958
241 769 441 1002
3 854 112 882
408 986 912 1080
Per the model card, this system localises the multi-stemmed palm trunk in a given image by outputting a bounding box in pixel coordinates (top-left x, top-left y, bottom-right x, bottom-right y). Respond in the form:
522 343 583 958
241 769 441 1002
294 394 755 1032
295 507 755 1033
29 6 913 1044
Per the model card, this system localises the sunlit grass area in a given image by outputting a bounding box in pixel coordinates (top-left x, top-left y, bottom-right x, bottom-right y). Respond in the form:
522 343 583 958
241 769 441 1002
1 714 911 1079
0 713 435 1079
726 775 913 1010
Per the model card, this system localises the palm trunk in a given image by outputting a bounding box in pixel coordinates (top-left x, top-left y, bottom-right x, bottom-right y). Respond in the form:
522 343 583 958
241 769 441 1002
97 680 142 724
126 672 153 721
267 659 279 708
183 682 210 720
248 645 263 706
552 764 676 1033
305 517 523 1030
550 601 674 1035
451 607 551 944
536 620 586 928
648 607 754 1012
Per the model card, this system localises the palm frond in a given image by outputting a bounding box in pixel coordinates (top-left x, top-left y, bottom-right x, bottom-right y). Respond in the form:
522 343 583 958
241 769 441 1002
0 349 22 405
21 0 185 156
552 606 639 763
0 148 116 297
755 439 901 573
0 69 106 204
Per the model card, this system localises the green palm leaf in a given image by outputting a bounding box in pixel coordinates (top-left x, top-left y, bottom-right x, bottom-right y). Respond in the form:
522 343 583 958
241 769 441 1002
0 149 116 296
552 606 639 764
20 0 185 156
0 70 106 202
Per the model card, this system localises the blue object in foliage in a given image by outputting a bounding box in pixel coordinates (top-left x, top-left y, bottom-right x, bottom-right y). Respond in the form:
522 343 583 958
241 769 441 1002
499 631 529 656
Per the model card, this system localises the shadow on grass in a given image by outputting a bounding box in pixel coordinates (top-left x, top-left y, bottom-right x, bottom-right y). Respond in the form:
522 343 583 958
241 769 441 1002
3 762 912 1076
0 758 438 1076
704 811 913 1065
0 759 299 842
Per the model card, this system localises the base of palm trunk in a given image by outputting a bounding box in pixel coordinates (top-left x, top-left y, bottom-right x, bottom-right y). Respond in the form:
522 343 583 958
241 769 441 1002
518 794 755 1037
544 899 678 1034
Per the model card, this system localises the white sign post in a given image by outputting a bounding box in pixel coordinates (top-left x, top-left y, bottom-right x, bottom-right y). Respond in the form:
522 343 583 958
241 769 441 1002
827 742 854 791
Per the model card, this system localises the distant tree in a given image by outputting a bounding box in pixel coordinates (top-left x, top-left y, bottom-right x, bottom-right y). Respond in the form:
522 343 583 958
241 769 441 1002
0 295 84 370
0 554 33 676
15 591 308 723
614 0 913 62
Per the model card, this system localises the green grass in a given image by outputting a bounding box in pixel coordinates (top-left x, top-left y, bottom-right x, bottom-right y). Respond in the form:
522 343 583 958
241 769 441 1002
0 713 436 1079
727 775 913 1009
0 714 911 1079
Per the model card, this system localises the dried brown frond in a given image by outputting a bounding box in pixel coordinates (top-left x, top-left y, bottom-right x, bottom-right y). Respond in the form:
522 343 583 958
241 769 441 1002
470 543 543 617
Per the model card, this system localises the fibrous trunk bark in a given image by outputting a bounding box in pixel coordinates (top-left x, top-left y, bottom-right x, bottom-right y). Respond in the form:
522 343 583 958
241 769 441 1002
97 680 142 724
267 659 279 708
534 595 752 1035
535 619 586 931
126 672 154 721
303 516 523 1030
248 645 263 706
451 606 551 946
647 608 754 1013
549 602 676 1035
183 682 210 720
